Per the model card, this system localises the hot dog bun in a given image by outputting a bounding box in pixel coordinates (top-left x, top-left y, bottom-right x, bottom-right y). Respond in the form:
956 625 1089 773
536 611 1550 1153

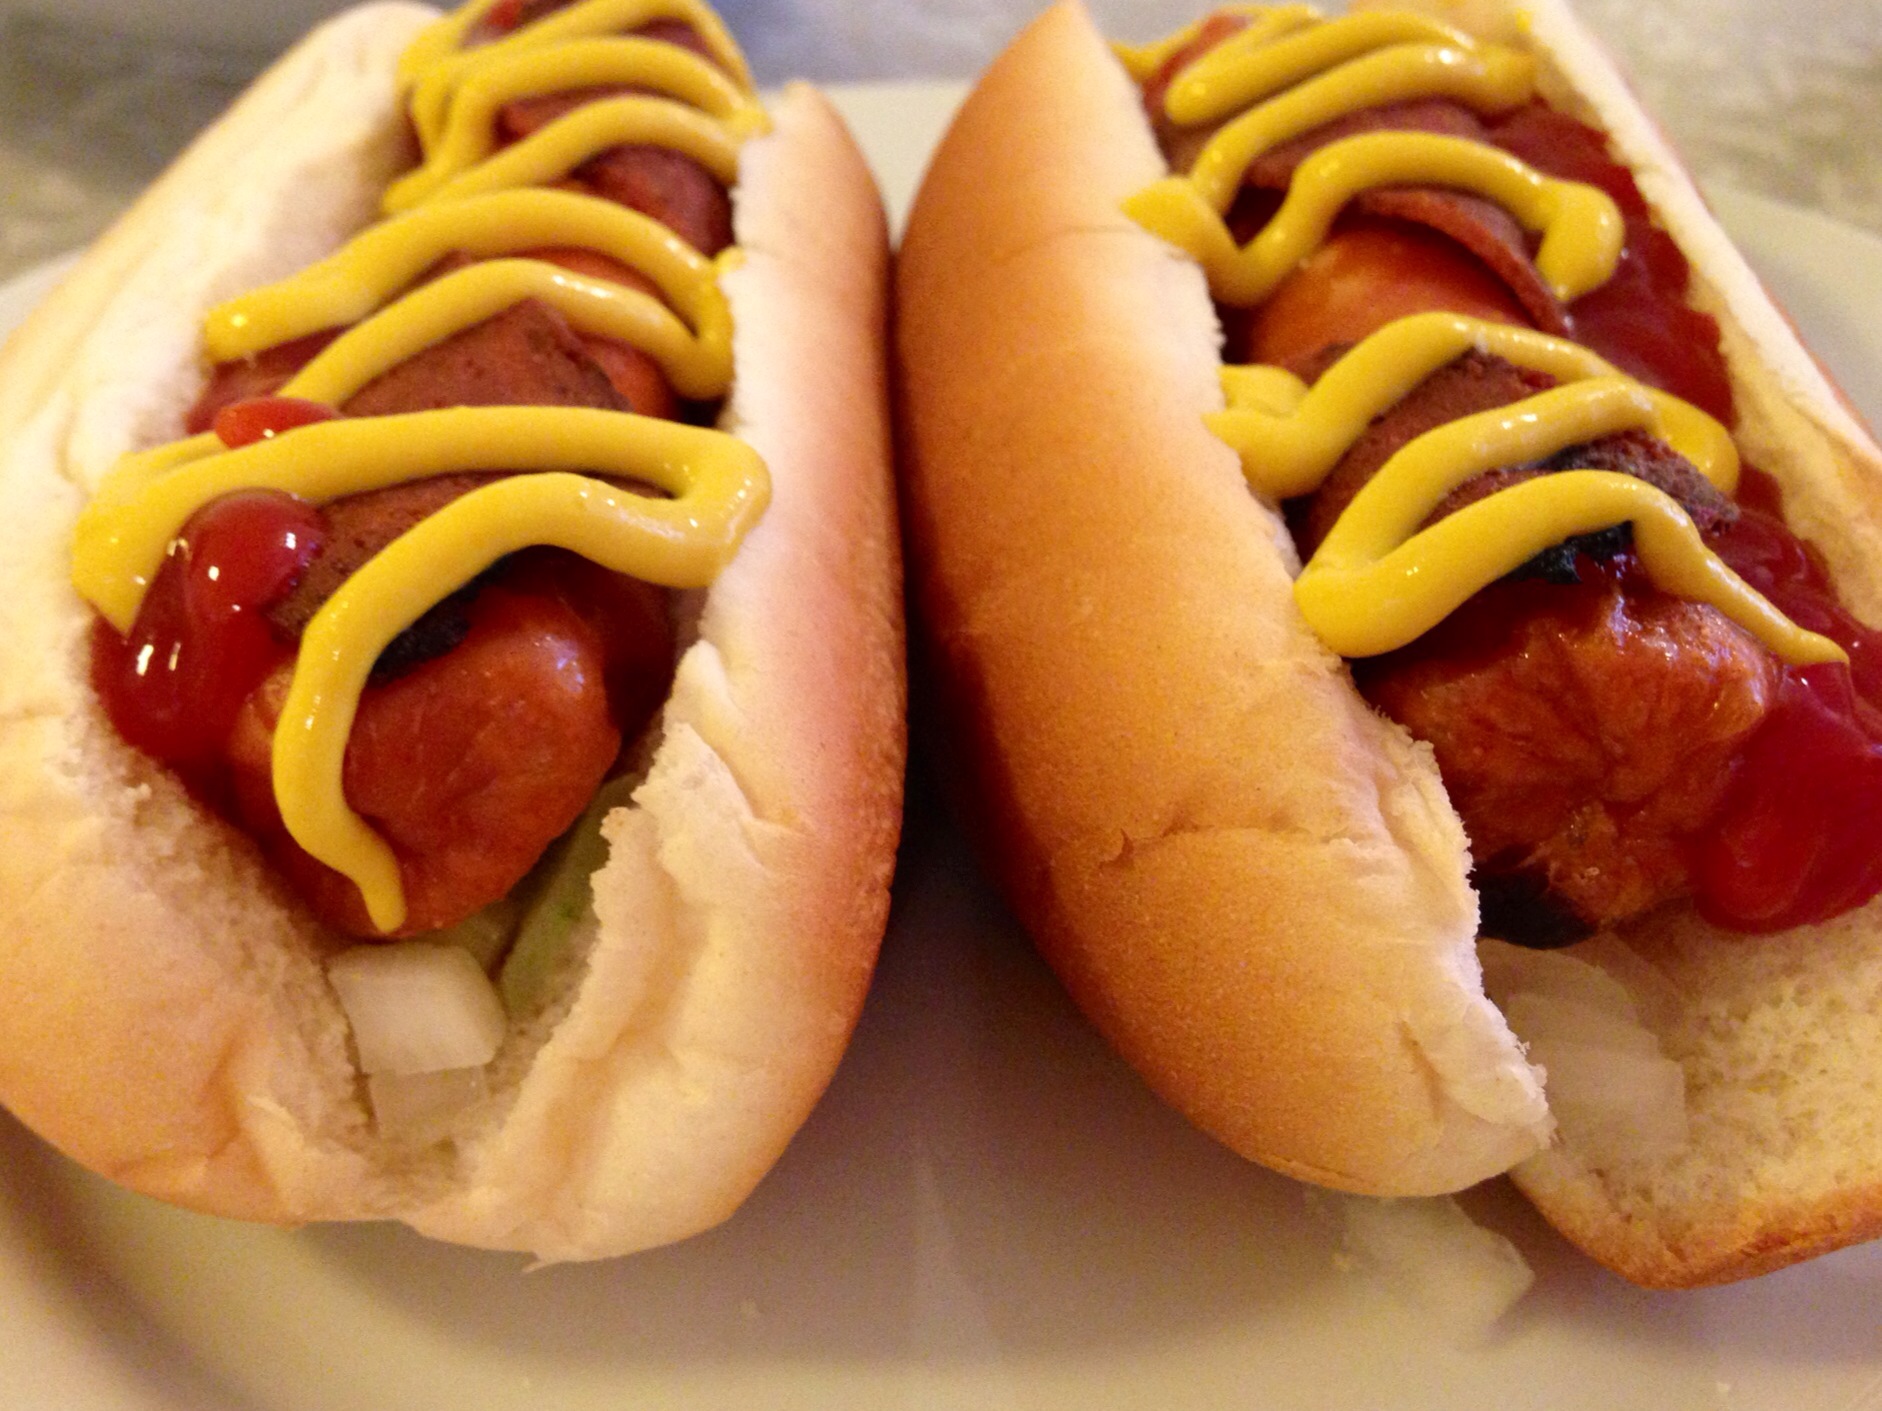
0 1 904 1261
895 0 1882 1286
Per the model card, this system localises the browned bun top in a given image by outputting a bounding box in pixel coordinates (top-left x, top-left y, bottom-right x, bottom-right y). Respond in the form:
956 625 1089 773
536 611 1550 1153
0 5 902 1259
897 0 1549 1197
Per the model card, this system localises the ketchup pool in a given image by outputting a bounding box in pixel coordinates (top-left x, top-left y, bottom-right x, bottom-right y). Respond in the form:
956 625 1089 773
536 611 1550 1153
1694 467 1882 932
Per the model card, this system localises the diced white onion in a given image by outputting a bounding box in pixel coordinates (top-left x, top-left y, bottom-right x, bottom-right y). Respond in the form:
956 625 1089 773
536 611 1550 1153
1479 940 1691 1165
1479 939 1640 1018
367 1067 490 1143
1502 992 1661 1058
1327 1194 1535 1345
1526 1035 1689 1164
327 941 508 1076
1574 935 1687 1032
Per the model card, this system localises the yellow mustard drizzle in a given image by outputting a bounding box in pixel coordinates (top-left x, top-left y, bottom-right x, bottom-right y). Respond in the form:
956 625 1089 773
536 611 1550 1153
386 93 747 215
1154 11 1496 128
1211 311 1737 498
277 466 751 927
399 0 754 146
291 256 729 401
72 0 769 932
1114 5 1319 85
385 36 765 211
1127 131 1621 308
1125 7 1842 669
204 188 731 367
74 409 765 633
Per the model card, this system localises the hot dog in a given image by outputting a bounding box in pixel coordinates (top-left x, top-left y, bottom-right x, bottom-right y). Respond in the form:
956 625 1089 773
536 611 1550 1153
895 0 1882 1286
0 0 904 1260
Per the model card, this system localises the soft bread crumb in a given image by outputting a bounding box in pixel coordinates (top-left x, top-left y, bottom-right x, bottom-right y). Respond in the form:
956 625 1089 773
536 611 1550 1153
1514 903 1882 1284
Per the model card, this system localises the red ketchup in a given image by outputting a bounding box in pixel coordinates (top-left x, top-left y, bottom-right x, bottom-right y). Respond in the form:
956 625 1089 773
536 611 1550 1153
211 394 339 449
1480 109 1882 930
481 0 533 32
1490 104 1736 426
1160 24 1879 933
485 0 523 29
1694 467 1882 931
91 399 333 782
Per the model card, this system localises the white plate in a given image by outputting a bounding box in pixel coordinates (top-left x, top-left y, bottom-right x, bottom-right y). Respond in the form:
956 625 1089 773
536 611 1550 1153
3 80 1881 1411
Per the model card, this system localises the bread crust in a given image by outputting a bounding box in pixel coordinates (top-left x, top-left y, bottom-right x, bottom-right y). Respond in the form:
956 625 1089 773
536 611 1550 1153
896 0 1882 1283
898 0 1549 1199
0 6 903 1259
